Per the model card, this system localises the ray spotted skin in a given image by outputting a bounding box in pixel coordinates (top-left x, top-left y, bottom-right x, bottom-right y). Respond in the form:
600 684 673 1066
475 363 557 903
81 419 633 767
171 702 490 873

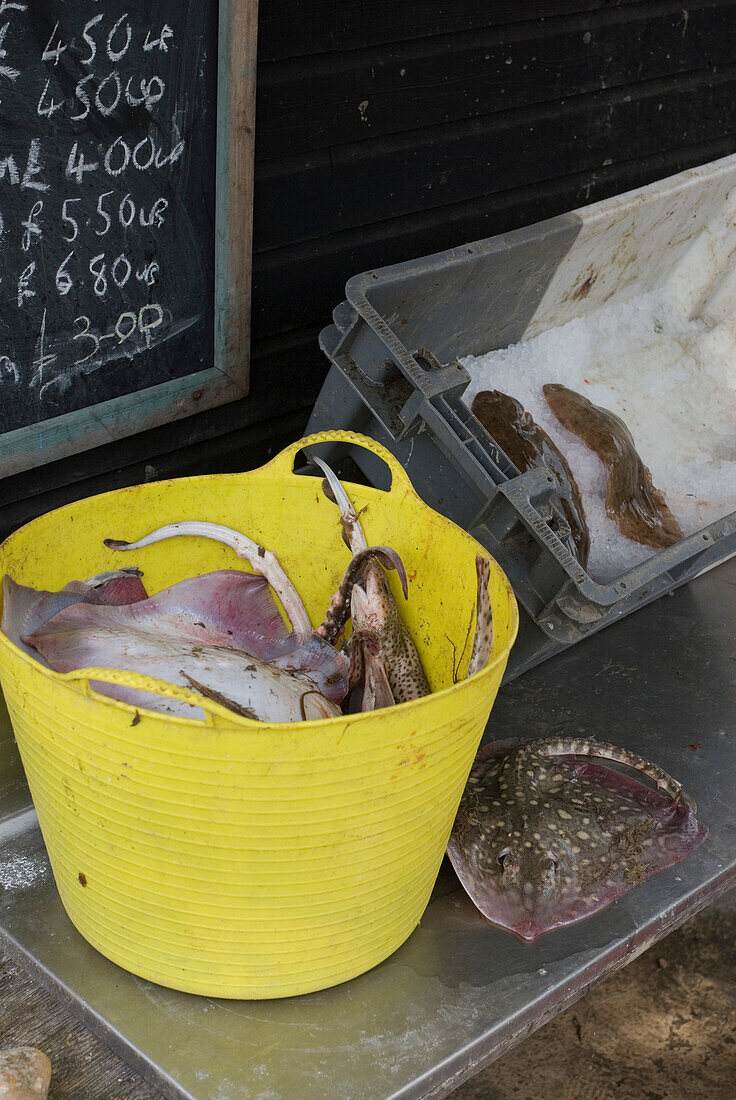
543 383 683 550
448 737 706 941
531 737 695 812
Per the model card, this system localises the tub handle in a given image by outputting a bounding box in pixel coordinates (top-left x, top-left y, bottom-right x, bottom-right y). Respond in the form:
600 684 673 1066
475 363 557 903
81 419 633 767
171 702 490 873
264 430 416 496
56 666 248 727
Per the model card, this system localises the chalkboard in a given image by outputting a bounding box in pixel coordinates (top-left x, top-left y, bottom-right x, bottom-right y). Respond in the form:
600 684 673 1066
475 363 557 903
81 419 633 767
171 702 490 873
0 0 257 476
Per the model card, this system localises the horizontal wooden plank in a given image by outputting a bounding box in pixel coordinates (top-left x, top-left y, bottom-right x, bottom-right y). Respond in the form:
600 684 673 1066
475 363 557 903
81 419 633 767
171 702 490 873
0 953 165 1100
254 66 736 249
0 407 309 540
256 0 733 158
251 136 736 338
0 326 322 514
257 0 653 62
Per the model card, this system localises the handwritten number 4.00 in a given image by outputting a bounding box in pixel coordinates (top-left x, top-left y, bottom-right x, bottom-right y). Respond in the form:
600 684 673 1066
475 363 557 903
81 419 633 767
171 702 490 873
73 305 164 365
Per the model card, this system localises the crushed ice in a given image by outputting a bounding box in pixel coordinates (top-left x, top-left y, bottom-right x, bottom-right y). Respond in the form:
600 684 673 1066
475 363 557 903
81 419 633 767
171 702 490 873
461 287 736 582
0 853 46 890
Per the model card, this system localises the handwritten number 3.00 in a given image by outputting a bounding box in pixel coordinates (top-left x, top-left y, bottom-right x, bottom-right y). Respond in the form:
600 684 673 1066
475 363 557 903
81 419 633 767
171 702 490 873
73 315 101 364
73 307 165 365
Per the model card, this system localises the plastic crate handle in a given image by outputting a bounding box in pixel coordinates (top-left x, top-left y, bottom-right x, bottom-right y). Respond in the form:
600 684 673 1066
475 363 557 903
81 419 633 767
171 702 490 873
265 430 416 495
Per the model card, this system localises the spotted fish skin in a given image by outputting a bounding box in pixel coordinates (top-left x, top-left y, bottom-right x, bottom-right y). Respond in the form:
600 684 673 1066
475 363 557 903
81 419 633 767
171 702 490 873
472 389 590 567
351 565 429 703
531 737 695 812
311 455 430 705
448 737 706 941
543 383 683 551
467 555 493 678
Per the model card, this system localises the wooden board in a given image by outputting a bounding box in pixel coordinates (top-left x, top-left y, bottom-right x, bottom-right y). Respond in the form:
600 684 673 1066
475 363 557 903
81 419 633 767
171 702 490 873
0 951 165 1100
3 0 736 532
255 66 736 249
0 0 257 478
257 0 655 61
257 0 733 158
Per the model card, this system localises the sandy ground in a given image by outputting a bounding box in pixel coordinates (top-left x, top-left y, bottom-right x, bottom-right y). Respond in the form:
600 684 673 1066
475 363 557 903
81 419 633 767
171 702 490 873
452 890 736 1100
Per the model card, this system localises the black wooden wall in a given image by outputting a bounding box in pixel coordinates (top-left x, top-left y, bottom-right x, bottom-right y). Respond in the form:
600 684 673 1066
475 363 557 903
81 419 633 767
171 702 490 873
3 0 736 536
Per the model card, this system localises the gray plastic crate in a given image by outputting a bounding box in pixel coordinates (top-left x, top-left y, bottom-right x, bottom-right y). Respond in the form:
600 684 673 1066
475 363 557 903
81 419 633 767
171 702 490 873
307 155 736 677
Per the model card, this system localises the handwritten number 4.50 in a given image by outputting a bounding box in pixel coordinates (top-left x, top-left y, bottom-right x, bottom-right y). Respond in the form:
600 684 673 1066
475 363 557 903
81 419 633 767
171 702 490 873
73 305 164 365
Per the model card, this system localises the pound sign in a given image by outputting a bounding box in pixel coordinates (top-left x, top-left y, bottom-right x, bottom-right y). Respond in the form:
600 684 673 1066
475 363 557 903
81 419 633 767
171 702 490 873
21 198 43 251
17 260 36 306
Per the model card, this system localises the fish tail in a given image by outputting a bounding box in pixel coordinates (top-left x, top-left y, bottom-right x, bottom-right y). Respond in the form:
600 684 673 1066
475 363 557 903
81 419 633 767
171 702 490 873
533 737 695 813
310 456 369 554
467 555 493 678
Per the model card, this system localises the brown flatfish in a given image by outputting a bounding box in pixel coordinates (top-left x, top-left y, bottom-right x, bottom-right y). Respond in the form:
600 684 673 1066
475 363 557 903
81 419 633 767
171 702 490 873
543 384 683 550
448 736 706 941
472 389 590 567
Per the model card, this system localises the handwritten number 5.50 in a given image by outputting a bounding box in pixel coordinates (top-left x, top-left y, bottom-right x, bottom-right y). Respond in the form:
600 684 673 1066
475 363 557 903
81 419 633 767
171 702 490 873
61 197 81 242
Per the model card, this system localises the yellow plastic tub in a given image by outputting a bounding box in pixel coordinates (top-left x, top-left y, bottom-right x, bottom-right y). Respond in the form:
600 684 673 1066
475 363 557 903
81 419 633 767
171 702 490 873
0 431 517 998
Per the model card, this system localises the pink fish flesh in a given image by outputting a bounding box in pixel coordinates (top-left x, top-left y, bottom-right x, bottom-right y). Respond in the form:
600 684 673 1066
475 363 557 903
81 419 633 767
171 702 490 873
2 571 148 663
22 570 349 714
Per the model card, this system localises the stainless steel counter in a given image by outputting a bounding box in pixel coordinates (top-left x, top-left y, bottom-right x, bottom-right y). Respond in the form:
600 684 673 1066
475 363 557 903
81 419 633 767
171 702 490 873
1 558 734 1100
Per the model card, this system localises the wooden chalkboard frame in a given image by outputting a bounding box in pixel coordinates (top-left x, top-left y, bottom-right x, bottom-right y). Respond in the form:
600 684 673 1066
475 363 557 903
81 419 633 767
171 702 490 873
0 0 258 479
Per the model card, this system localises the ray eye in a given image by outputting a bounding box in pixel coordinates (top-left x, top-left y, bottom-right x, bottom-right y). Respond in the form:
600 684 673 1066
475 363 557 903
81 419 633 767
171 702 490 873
498 849 511 869
547 856 559 871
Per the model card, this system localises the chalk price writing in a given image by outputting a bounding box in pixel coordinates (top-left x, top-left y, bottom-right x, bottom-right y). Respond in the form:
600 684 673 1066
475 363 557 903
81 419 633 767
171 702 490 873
38 70 165 121
91 192 168 235
12 192 167 266
41 13 173 68
57 192 167 243
65 130 185 184
17 249 160 308
16 304 169 398
0 129 184 194
0 0 205 421
73 304 164 364
36 13 173 121
0 1 25 88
